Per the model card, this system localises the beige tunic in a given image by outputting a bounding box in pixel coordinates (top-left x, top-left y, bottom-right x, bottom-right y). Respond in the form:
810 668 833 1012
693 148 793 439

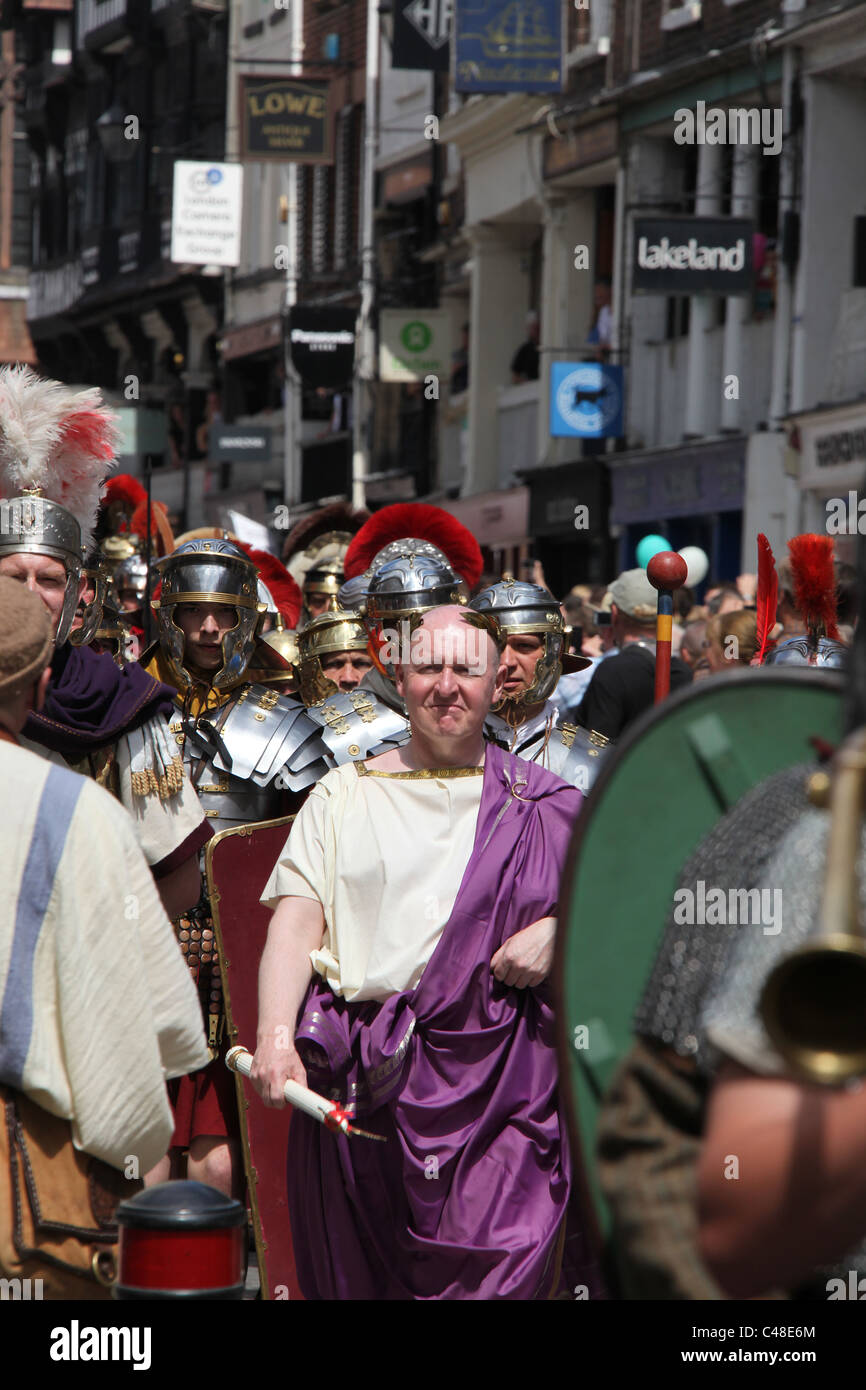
261 761 484 1003
1 741 209 1173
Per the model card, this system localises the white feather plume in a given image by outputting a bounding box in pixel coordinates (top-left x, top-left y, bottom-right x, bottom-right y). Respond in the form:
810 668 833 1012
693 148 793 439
0 365 119 547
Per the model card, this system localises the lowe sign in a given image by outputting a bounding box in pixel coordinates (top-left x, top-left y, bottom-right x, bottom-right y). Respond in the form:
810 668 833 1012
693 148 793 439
632 216 754 296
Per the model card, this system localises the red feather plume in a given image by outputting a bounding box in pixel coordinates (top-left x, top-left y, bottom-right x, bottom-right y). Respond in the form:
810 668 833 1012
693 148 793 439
752 533 778 665
787 534 840 640
102 474 148 510
344 503 483 587
56 409 117 462
237 543 303 628
130 498 175 558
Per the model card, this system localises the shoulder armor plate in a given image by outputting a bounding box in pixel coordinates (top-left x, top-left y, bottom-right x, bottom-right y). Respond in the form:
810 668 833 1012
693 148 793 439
547 723 612 791
306 688 411 764
208 684 331 791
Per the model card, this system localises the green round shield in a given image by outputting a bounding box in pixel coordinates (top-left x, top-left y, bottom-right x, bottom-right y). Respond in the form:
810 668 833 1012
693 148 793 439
554 667 844 1235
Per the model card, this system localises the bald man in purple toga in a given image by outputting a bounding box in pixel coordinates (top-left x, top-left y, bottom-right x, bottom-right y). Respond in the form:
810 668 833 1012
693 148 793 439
251 606 600 1300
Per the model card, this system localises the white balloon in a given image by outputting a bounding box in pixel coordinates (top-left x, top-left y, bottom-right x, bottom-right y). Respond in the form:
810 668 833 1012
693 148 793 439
677 546 709 588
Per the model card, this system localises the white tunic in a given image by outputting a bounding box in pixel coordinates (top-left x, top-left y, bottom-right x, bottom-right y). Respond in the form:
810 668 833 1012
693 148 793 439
20 715 208 873
261 761 484 1003
0 740 209 1173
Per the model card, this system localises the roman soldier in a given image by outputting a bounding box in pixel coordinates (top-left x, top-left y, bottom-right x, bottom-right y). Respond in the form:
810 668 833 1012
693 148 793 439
0 365 209 923
96 479 176 660
469 577 611 792
295 606 411 763
339 501 485 716
139 538 331 1195
754 532 848 668
282 501 369 624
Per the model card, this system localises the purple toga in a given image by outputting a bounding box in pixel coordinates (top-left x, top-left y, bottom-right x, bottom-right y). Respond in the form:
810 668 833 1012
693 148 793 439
287 742 600 1300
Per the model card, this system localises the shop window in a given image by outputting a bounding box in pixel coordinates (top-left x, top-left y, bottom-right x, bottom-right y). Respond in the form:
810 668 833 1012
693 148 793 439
665 296 690 341
660 1 702 32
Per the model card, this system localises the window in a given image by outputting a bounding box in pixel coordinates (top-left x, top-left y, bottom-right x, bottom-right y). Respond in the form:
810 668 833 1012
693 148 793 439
661 0 701 31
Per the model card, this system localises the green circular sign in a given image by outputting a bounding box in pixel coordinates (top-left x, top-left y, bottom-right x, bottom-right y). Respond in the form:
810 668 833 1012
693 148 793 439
400 320 432 353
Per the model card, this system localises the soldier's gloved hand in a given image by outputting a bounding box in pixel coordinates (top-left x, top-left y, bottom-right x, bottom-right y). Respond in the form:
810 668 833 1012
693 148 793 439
249 1033 308 1107
490 916 557 989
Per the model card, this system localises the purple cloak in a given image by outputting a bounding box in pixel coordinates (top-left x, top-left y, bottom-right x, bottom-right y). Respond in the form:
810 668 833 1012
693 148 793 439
286 742 599 1300
24 643 174 755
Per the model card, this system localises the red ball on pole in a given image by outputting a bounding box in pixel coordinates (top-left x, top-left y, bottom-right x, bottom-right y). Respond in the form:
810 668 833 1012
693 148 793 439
645 551 688 703
646 551 689 592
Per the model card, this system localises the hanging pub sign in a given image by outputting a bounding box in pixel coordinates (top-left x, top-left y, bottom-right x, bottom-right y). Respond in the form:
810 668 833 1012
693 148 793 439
632 216 755 295
454 0 563 95
240 76 333 163
288 306 356 389
393 0 453 71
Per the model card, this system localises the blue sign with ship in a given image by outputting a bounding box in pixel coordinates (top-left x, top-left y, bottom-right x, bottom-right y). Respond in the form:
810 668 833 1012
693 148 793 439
454 0 563 94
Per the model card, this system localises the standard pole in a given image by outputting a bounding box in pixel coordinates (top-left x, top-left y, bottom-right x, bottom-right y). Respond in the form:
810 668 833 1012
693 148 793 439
352 0 380 510
647 551 688 704
282 0 304 513
144 460 153 647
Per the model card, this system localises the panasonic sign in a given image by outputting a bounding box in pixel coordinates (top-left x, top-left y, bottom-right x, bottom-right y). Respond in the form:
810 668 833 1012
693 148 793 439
632 216 754 295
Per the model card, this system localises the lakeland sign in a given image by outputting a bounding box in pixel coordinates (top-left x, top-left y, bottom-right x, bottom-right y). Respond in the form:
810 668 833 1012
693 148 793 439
632 216 754 295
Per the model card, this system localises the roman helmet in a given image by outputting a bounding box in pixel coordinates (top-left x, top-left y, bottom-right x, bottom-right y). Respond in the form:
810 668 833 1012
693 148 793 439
296 607 371 705
282 501 370 623
470 577 576 709
153 539 264 691
111 547 149 612
0 366 118 646
302 546 346 615
336 537 451 616
341 504 484 682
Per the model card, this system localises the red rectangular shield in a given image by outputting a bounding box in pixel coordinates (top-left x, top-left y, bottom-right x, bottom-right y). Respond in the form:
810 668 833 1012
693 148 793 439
205 816 304 1300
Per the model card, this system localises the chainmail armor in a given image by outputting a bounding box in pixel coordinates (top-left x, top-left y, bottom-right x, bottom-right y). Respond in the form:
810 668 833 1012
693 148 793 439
698 798 866 1294
633 763 813 1072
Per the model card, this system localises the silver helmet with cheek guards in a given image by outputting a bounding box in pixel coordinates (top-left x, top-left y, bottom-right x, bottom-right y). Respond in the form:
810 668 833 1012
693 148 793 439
153 539 264 691
470 577 566 708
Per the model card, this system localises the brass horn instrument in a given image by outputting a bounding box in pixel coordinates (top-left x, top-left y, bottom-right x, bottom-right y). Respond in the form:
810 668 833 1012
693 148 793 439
759 726 866 1085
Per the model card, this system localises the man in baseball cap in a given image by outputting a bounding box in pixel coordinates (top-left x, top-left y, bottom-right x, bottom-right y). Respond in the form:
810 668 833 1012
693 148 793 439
573 567 692 740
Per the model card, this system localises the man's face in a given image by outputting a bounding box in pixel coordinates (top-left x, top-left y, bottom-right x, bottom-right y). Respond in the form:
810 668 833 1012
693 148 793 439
173 602 238 672
0 552 74 635
321 648 373 692
306 591 330 618
500 633 544 702
395 611 504 747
